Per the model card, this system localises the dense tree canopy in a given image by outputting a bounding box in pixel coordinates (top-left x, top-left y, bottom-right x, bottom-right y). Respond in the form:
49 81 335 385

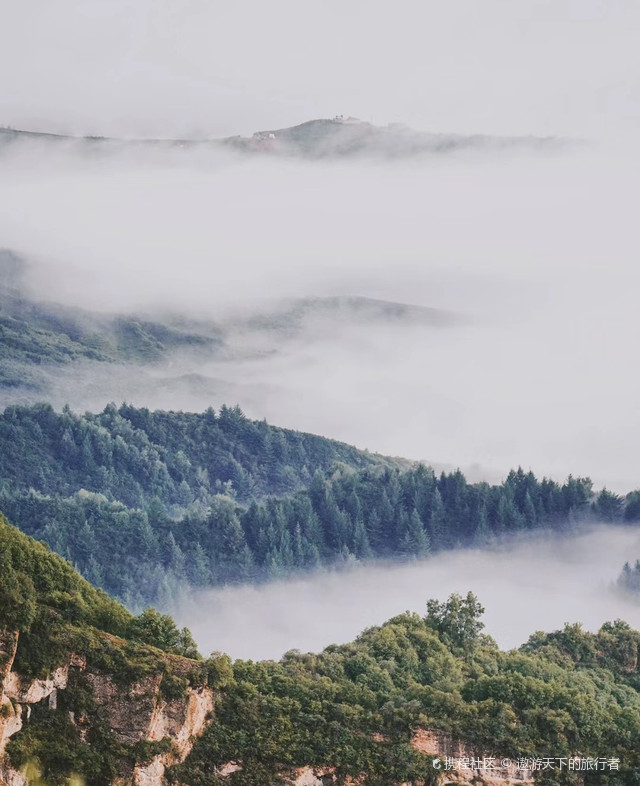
1 404 638 610
171 595 640 786
0 513 199 671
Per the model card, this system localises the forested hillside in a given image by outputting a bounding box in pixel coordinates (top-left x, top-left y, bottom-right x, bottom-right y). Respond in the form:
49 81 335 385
0 251 221 388
0 402 391 607
0 513 222 785
3 516 640 785
1 403 639 610
172 592 640 785
0 402 386 504
0 250 456 403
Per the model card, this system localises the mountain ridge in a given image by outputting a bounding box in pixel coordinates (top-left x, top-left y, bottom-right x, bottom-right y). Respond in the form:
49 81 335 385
0 118 569 160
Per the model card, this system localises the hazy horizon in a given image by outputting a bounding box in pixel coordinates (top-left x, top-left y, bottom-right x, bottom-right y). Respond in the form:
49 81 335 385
3 1 640 140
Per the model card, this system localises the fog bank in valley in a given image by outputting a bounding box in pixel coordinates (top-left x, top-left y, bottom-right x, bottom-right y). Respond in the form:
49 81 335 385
2 1 640 492
172 525 640 661
1 137 639 491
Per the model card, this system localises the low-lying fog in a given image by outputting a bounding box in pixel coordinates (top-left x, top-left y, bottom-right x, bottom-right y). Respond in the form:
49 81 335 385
1 138 639 491
171 525 640 661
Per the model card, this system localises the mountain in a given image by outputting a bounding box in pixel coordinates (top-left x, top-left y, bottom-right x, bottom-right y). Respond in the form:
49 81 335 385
0 118 567 161
0 251 458 410
2 523 639 786
1 401 638 610
223 117 567 159
229 294 459 339
173 593 640 785
0 251 221 394
0 402 398 607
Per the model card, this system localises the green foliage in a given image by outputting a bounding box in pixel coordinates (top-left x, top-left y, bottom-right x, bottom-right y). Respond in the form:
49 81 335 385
127 608 200 659
425 591 485 655
0 402 383 507
172 598 640 785
0 512 132 648
205 652 235 689
0 552 37 631
593 488 624 522
7 667 191 786
0 517 212 786
7 699 122 786
1 402 625 610
0 514 199 679
3 525 640 786
0 251 217 374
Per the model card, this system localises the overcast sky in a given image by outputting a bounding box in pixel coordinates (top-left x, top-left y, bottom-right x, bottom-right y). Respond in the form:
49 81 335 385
2 0 640 139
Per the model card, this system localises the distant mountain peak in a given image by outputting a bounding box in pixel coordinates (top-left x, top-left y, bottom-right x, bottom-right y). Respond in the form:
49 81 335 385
0 119 569 160
223 117 567 159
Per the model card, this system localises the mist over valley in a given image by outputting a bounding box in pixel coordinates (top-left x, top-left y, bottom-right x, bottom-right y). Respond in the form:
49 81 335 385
174 524 640 661
2 2 640 781
1 134 639 490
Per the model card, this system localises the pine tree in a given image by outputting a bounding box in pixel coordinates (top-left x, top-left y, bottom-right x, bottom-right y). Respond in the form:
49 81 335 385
429 489 446 548
353 516 373 559
164 532 186 577
403 509 431 557
473 504 491 545
523 491 537 528
365 509 383 552
189 543 210 585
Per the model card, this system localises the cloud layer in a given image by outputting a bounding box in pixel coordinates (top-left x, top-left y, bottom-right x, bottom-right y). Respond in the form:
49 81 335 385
173 525 640 661
1 136 639 490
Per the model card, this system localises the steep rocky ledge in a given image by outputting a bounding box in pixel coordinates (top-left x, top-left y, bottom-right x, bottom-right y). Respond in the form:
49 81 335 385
0 629 213 786
213 729 535 786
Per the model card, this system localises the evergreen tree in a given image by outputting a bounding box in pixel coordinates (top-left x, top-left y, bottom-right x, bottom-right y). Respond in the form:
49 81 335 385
403 509 431 557
353 516 373 559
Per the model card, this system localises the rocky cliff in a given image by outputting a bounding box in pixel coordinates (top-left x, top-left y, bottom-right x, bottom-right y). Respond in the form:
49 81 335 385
2 629 533 786
0 629 213 786
209 729 536 786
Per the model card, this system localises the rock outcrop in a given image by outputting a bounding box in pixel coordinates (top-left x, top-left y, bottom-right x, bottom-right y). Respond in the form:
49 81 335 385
212 729 536 786
0 629 213 786
0 630 26 786
411 729 534 786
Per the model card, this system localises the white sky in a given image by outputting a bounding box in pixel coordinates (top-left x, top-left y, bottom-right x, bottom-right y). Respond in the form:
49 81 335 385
2 0 640 139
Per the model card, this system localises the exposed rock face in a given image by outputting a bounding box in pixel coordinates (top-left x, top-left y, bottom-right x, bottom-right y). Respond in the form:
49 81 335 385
0 632 21 753
411 729 535 786
0 630 26 786
411 728 471 759
0 629 213 786
128 678 214 786
214 729 537 786
5 664 71 706
86 672 164 746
